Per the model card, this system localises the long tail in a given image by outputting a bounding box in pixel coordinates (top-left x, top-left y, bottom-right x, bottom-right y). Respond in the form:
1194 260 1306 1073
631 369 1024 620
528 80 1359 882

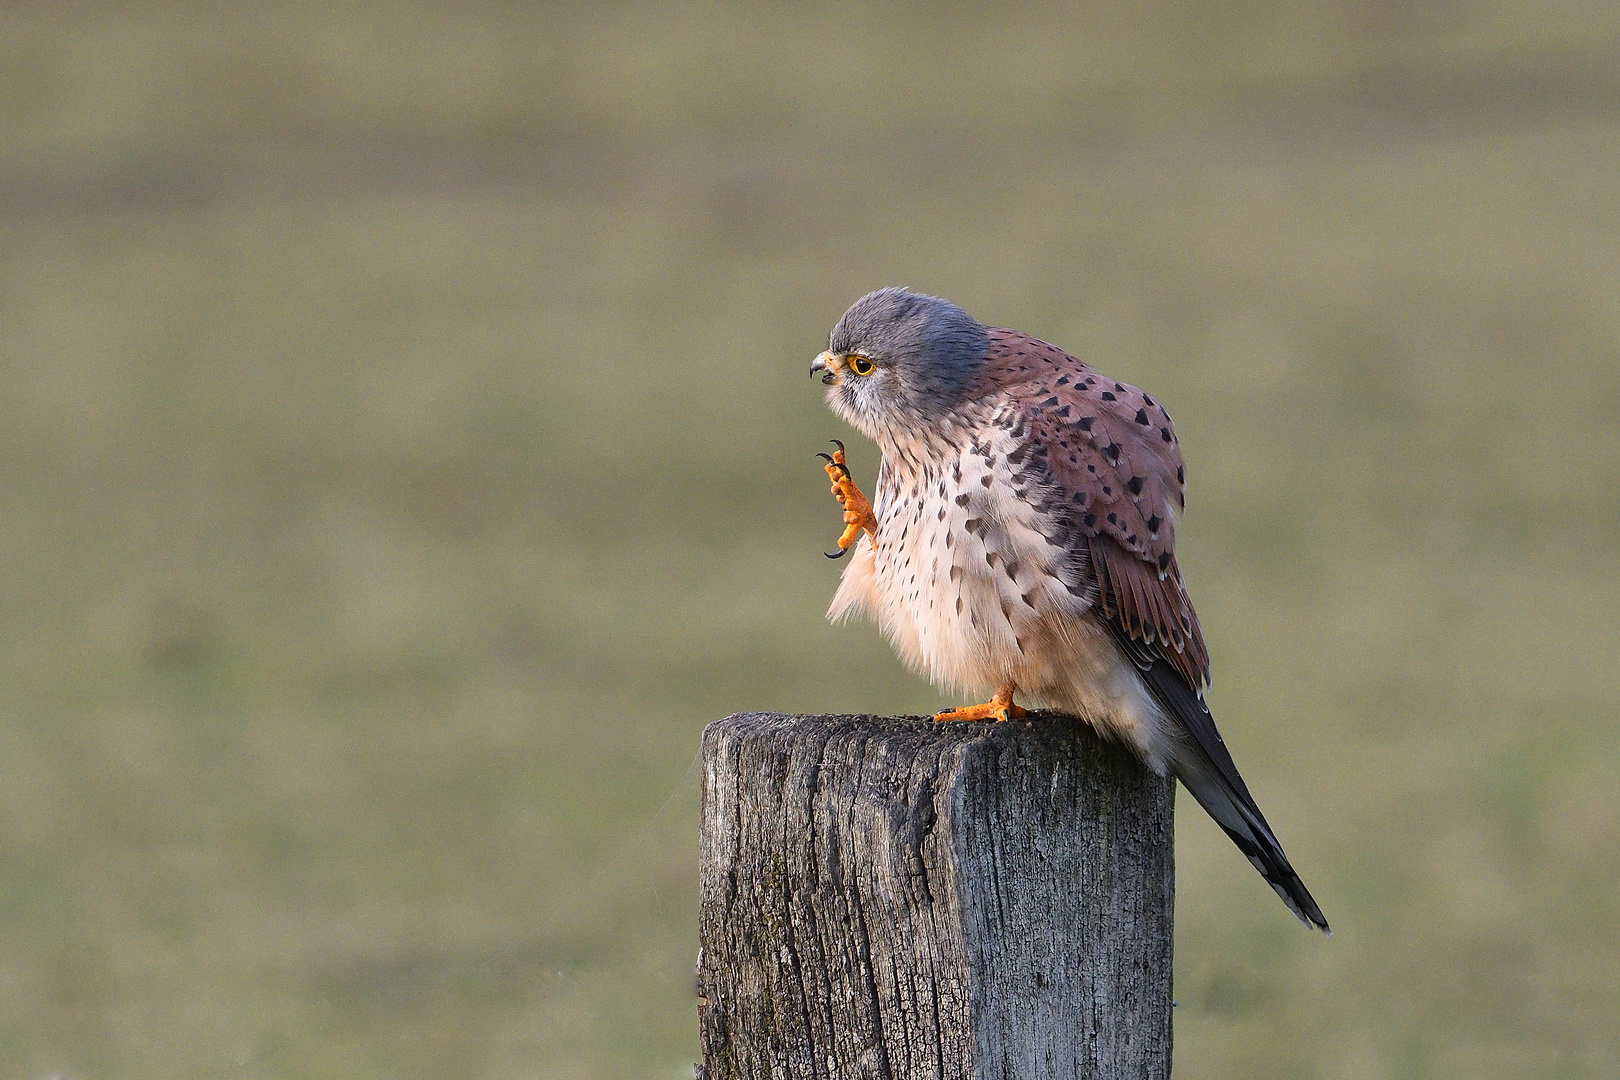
1113 627 1330 933
1173 751 1330 933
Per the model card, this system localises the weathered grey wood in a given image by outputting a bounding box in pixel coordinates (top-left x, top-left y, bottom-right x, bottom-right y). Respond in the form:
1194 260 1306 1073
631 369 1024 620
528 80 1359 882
697 712 1175 1080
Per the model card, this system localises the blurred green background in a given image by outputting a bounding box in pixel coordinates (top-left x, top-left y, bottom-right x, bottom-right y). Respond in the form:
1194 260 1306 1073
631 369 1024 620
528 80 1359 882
1 2 1617 1077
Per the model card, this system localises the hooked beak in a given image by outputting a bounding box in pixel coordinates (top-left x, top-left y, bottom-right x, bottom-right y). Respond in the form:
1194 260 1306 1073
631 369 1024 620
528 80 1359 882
810 351 839 385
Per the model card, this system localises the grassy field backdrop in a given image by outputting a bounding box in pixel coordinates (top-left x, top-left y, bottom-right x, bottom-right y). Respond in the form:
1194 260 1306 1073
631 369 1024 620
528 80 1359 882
1 3 1618 1077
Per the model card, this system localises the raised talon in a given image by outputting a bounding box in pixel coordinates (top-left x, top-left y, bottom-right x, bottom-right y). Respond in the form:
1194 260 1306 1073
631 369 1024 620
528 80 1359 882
817 439 878 555
934 687 1026 723
824 547 849 560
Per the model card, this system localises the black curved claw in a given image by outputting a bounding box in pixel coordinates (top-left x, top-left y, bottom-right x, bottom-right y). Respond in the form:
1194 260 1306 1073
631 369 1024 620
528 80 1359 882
830 439 845 455
824 545 849 560
816 451 849 479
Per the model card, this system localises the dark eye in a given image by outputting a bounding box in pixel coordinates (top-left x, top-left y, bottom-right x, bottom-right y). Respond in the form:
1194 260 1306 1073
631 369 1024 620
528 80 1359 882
848 355 874 376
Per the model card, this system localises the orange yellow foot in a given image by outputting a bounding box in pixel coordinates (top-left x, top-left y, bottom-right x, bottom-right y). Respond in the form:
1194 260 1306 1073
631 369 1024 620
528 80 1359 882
934 689 1026 723
818 440 878 558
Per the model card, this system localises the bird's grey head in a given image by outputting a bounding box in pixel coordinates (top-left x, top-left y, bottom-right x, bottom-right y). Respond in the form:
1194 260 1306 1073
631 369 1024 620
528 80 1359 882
811 288 991 440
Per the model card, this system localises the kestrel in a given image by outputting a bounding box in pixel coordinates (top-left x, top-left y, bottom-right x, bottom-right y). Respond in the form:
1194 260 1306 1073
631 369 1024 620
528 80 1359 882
812 287 1328 932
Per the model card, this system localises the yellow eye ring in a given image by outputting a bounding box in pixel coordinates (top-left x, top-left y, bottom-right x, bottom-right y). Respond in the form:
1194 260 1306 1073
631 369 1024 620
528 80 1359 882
848 355 875 376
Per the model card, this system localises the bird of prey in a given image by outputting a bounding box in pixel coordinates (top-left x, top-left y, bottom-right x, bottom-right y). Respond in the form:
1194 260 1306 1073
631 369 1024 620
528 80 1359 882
812 287 1329 932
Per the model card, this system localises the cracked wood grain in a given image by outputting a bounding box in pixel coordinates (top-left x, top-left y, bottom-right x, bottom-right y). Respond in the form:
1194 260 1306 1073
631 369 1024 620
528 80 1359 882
697 712 1174 1080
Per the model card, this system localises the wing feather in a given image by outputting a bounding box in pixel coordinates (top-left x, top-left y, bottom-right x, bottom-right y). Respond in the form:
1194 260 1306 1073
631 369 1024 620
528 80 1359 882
973 329 1208 686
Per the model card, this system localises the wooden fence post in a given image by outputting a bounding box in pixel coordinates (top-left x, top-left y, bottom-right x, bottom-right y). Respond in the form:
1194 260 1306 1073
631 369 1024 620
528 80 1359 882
696 712 1176 1080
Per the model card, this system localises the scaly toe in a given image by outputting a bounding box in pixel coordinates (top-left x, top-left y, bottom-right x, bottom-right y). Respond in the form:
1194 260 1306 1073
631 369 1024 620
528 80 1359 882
933 703 995 723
